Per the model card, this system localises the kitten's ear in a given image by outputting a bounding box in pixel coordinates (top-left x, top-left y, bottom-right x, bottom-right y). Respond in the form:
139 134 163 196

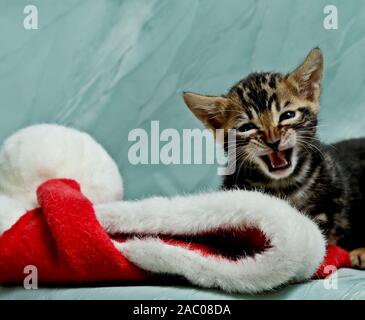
287 47 323 102
183 92 229 129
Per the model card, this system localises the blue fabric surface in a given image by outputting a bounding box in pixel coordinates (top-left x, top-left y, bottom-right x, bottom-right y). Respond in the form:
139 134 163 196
1 269 365 300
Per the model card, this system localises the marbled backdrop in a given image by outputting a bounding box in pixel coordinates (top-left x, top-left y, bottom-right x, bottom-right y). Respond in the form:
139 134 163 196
0 0 364 199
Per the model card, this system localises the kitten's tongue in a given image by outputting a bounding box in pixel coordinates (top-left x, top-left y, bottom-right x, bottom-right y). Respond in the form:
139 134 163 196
268 151 288 168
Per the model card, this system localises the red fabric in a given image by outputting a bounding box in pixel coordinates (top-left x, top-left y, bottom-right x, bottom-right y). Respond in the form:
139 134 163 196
0 179 148 283
315 244 351 278
0 178 351 284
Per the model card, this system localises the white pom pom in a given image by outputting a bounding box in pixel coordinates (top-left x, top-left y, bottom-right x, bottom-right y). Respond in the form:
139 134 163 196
0 124 123 208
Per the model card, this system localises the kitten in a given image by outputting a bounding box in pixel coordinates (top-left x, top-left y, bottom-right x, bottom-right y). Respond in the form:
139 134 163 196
183 48 365 268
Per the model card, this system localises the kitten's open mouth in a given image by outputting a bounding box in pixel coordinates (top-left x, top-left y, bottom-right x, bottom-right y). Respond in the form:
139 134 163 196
260 148 293 172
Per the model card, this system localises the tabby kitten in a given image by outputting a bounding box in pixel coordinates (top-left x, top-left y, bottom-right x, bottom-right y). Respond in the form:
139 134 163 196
183 48 365 268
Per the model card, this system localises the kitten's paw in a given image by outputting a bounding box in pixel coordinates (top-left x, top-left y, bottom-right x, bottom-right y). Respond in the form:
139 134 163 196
350 248 365 269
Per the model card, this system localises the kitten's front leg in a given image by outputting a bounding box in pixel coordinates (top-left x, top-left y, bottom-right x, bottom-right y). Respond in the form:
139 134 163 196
350 248 365 269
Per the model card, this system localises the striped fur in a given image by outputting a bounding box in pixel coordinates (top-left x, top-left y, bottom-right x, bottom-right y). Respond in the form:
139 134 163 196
183 48 365 267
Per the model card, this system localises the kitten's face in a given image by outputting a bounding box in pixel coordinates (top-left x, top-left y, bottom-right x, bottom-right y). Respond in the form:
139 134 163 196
183 48 323 180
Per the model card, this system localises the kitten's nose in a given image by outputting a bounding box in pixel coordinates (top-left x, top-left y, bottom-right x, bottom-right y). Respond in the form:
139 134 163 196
266 140 280 151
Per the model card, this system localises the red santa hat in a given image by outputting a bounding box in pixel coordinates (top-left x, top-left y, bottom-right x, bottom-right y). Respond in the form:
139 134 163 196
0 125 350 293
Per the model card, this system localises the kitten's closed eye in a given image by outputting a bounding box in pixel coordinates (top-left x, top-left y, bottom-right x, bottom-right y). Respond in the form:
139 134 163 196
238 123 257 133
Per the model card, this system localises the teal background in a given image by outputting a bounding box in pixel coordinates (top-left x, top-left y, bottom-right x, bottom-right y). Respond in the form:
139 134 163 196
0 0 364 200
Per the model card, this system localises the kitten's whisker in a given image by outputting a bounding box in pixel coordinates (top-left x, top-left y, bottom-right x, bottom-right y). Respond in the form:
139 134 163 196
296 138 326 160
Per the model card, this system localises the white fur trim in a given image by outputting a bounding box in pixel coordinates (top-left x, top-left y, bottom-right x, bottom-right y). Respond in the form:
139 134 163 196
98 190 326 293
0 124 123 231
